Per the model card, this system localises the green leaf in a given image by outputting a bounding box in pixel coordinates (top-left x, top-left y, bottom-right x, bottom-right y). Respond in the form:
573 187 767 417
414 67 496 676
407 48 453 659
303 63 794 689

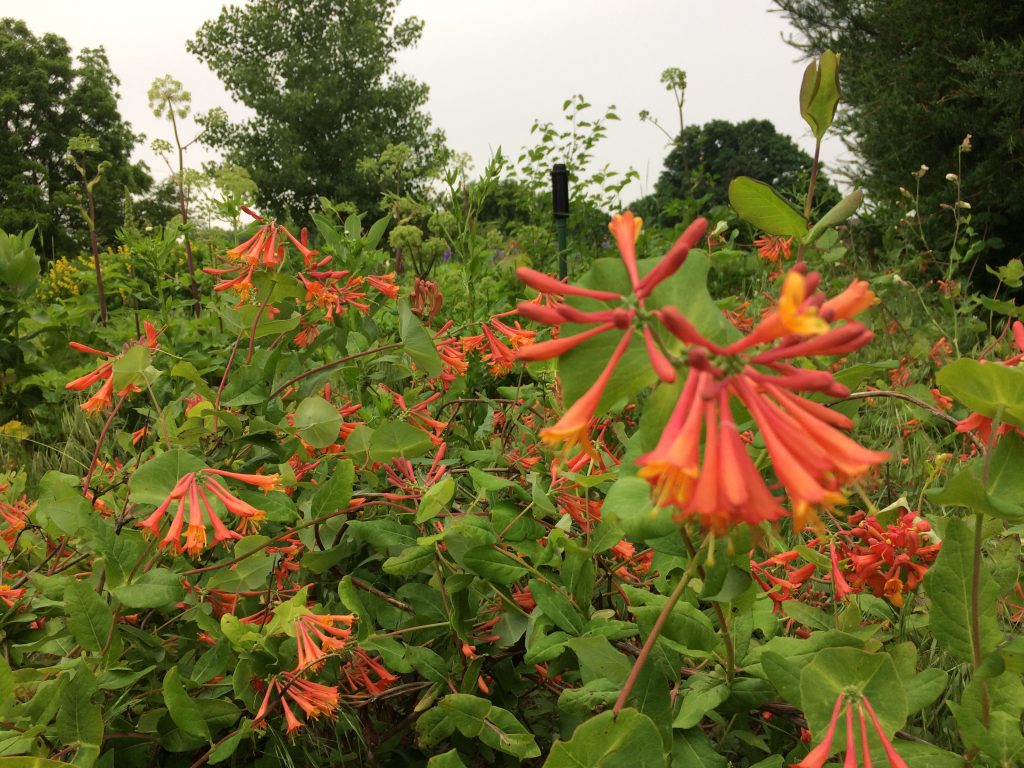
0 759 82 768
439 694 491 737
529 579 584 635
948 671 1024 763
113 568 183 609
65 580 113 653
468 467 517 493
310 458 354 518
923 517 1000 663
129 450 207 507
799 648 906 753
191 641 230 685
111 343 150 393
567 635 631 685
399 299 443 377
163 667 211 742
632 602 719 658
603 476 674 541
937 359 1024 428
904 667 948 715
405 646 450 684
462 546 528 584
671 728 727 767
0 657 13 719
929 432 1024 522
727 177 806 239
799 50 841 140
383 544 434 575
477 705 541 759
364 214 391 250
673 675 731 729
426 750 468 768
293 395 342 449
36 471 91 536
544 709 666 768
56 663 103 767
416 475 456 523
368 421 433 463
804 189 863 245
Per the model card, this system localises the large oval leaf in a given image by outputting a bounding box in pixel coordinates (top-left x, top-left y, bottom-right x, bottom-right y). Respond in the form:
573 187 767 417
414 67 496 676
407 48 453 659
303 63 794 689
728 177 807 239
293 395 343 449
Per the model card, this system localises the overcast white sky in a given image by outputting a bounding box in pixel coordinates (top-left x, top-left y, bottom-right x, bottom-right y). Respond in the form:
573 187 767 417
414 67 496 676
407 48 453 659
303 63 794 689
4 0 847 202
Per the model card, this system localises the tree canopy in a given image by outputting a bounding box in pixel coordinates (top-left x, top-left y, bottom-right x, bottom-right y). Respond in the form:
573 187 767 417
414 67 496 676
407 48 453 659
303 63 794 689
772 0 1024 258
636 118 837 225
188 0 447 220
0 19 149 257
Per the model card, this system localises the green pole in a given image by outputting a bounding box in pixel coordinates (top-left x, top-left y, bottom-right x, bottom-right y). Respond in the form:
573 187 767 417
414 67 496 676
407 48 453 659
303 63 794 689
551 163 569 279
556 217 568 280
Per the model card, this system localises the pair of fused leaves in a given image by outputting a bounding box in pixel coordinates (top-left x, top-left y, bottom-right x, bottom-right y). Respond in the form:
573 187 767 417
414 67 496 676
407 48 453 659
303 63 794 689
932 360 1024 522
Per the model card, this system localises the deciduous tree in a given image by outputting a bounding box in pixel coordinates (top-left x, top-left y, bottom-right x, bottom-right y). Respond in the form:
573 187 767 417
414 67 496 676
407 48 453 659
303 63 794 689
188 0 446 220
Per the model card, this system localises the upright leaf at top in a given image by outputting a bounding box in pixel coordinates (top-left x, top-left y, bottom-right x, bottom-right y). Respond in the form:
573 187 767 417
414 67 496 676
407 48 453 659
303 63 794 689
800 50 841 140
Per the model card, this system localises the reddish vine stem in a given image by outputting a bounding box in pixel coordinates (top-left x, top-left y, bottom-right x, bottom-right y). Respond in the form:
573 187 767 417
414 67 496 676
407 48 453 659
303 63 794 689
612 541 704 717
83 392 129 491
833 389 985 451
267 342 403 401
245 282 276 365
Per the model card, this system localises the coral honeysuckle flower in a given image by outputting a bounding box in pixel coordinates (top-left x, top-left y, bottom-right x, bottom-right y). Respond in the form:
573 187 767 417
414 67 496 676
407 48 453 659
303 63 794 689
295 612 355 671
202 468 281 492
832 510 940 607
515 213 708 458
754 234 794 263
793 694 844 768
0 584 26 608
136 468 277 555
539 330 633 460
66 321 160 414
342 648 398 696
366 272 399 299
794 692 909 768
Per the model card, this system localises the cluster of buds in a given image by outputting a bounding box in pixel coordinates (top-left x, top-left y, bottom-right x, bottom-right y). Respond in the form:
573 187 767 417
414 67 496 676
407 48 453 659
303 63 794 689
137 468 279 556
65 321 159 414
831 510 941 607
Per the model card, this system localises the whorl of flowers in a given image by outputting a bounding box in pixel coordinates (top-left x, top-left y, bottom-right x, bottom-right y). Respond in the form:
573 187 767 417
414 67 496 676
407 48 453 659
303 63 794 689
515 212 888 531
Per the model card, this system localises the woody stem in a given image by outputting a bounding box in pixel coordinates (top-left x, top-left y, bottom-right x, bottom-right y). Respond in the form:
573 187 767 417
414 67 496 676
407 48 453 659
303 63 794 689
612 538 704 717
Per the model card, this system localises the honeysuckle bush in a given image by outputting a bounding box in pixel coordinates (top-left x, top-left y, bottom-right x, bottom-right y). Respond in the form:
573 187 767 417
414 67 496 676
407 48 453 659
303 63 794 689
0 52 1023 768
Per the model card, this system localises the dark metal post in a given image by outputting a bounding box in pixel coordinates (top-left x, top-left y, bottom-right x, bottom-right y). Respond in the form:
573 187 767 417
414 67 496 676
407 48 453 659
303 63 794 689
551 163 569 279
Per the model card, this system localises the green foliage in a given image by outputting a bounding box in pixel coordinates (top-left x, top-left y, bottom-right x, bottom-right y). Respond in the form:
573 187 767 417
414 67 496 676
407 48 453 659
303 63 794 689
773 0 1024 274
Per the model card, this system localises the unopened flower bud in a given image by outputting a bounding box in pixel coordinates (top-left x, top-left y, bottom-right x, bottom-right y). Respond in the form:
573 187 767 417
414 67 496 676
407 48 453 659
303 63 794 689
945 173 958 182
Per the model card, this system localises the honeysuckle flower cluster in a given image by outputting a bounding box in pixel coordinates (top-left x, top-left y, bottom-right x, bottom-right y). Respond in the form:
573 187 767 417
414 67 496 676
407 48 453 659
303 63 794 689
65 321 159 414
137 468 280 555
515 212 889 532
205 207 399 347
